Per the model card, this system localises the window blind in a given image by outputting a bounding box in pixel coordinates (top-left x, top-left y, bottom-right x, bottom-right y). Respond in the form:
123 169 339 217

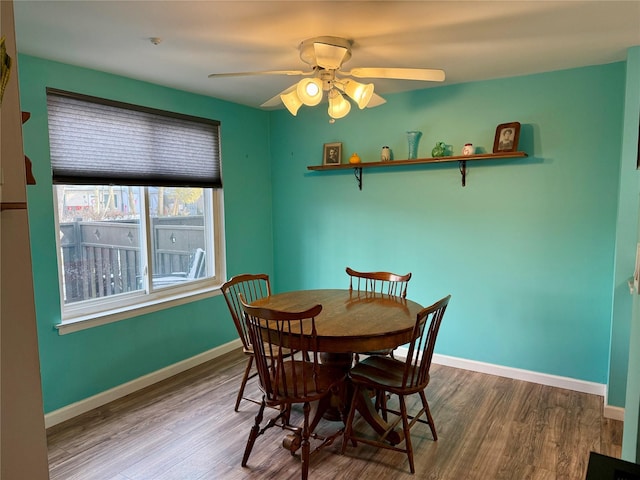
46 89 222 188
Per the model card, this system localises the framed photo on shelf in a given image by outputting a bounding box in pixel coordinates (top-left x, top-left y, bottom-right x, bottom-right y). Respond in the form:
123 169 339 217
493 122 521 153
323 142 342 165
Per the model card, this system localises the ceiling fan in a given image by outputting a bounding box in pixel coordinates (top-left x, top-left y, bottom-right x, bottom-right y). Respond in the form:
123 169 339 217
208 36 445 122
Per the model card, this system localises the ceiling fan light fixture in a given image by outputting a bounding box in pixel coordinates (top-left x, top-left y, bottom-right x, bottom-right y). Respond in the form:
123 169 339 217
209 36 446 118
296 78 323 106
327 88 351 119
280 89 303 116
341 79 374 109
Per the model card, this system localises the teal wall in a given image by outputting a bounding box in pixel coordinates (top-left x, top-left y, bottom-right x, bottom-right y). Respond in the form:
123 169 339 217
19 53 636 428
620 46 640 462
269 64 624 387
18 55 274 413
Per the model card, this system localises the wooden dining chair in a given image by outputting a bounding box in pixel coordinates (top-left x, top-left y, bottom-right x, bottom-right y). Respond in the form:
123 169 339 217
346 266 412 361
341 294 451 474
346 266 411 298
221 273 272 411
239 296 346 480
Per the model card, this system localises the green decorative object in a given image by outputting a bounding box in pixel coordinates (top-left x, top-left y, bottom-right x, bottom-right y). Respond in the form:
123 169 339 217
431 142 446 157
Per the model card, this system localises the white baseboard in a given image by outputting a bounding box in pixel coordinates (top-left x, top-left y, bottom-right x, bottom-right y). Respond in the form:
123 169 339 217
431 352 606 395
604 405 626 422
397 348 623 421
44 338 242 429
46 342 624 428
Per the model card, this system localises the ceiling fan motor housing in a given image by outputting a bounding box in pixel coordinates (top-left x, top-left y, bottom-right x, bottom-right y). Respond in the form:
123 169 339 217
299 36 353 69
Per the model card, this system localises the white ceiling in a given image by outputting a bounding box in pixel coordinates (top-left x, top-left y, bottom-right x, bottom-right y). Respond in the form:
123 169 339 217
13 1 640 110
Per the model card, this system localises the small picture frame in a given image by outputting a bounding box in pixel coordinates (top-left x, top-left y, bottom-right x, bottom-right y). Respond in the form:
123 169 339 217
323 142 342 165
493 122 521 153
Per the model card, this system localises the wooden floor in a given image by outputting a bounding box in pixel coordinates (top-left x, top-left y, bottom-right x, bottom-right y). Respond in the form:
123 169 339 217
47 349 623 480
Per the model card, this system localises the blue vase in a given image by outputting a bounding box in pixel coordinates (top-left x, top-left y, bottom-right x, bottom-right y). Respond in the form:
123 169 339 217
406 131 422 159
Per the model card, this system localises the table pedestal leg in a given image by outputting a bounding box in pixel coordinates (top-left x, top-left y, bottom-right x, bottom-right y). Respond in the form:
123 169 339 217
319 352 352 421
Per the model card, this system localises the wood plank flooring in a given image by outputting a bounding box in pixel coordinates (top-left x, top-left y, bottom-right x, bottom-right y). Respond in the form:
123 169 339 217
46 349 623 480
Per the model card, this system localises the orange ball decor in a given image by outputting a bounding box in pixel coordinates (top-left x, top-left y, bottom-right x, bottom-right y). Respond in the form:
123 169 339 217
349 152 361 164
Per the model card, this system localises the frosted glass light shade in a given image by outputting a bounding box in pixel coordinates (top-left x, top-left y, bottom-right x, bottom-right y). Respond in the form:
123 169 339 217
327 89 351 119
280 89 303 115
296 78 323 106
342 79 374 109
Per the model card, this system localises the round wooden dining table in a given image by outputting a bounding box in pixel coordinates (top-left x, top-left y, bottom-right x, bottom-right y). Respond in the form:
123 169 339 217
250 288 423 353
250 288 424 444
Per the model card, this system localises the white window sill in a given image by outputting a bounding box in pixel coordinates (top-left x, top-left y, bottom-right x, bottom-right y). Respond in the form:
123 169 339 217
55 285 221 335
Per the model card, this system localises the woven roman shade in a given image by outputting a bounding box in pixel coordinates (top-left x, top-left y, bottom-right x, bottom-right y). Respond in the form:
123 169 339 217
47 88 222 188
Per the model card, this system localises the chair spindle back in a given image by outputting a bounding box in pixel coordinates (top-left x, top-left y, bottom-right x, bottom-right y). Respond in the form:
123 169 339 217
402 295 451 390
346 266 412 298
221 273 271 351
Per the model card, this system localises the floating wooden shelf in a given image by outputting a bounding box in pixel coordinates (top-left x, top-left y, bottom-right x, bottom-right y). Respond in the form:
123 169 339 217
307 151 528 189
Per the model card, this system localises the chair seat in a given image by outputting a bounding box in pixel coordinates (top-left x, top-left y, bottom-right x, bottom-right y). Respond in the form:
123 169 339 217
349 355 428 393
269 360 345 403
358 348 394 356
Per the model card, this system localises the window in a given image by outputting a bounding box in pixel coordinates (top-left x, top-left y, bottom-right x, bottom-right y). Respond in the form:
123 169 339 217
47 89 225 330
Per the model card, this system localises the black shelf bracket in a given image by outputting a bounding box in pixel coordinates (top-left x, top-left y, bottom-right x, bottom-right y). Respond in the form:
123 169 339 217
354 167 363 190
458 160 467 187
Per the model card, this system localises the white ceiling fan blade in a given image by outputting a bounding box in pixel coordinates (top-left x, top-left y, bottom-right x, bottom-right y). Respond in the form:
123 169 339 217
344 67 446 82
313 42 348 70
208 70 312 79
366 93 387 108
260 84 296 108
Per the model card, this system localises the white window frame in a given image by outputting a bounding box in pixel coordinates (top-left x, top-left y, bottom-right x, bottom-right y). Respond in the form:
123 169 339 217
54 188 226 334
